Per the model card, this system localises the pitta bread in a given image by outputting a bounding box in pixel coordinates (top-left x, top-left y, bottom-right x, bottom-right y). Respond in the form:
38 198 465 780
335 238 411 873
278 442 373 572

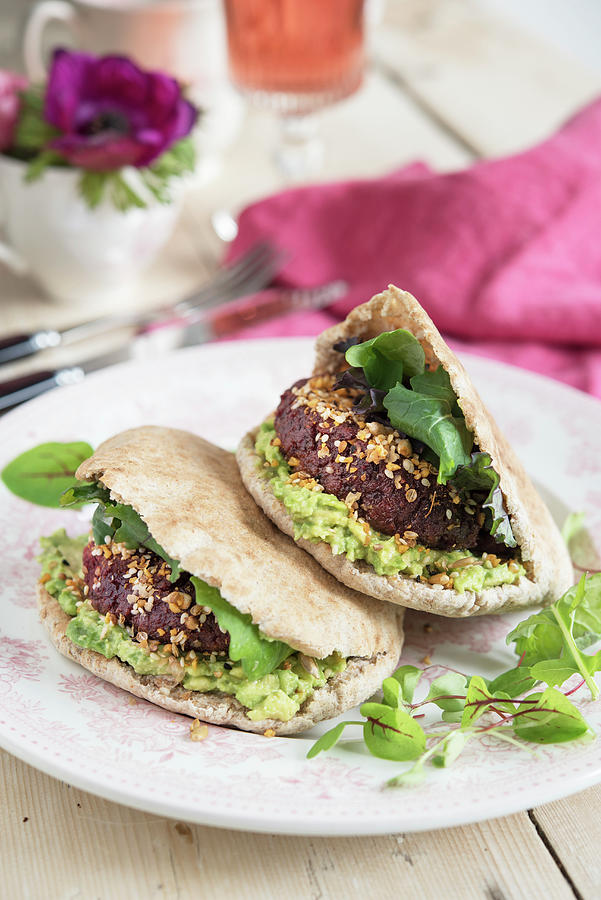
237 286 573 617
38 585 401 735
76 426 402 659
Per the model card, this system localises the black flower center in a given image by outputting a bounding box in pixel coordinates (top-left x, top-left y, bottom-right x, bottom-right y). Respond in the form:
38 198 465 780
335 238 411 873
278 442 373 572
81 109 130 137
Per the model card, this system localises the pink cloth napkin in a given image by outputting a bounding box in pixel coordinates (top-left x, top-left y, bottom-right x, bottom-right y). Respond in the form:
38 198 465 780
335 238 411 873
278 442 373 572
225 99 601 398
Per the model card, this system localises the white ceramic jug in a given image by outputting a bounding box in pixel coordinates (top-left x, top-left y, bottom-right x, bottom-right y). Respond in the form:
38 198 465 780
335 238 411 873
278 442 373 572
23 0 243 176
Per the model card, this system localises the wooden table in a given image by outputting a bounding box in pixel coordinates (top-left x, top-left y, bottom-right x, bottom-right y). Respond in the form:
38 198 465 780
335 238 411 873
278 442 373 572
3 2 601 897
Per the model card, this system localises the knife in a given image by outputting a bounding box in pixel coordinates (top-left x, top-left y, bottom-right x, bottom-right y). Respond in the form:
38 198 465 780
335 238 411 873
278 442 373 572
0 241 288 366
0 347 131 412
0 281 346 412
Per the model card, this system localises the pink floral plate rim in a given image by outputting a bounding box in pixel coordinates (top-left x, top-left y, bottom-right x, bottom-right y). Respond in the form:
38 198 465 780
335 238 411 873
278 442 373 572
1 337 601 837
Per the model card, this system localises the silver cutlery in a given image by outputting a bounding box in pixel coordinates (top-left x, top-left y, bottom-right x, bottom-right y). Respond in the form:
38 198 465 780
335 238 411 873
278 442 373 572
0 280 347 412
0 240 287 366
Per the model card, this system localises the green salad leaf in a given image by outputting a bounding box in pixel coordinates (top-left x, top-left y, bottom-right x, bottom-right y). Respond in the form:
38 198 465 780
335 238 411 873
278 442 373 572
452 451 516 548
61 481 110 507
486 667 536 697
562 512 586 547
308 575 601 787
425 672 468 713
62 480 295 680
560 512 601 574
409 366 458 407
384 383 472 484
432 731 471 768
306 721 361 759
528 659 588 689
62 481 183 581
507 574 601 699
382 676 403 709
512 688 591 744
460 676 497 728
345 329 425 391
389 665 423 707
191 577 292 679
1 441 94 508
342 328 516 547
360 702 426 761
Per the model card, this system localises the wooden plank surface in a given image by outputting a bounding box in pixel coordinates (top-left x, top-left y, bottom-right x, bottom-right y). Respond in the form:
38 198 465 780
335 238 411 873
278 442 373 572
377 0 601 157
0 749 579 900
531 784 601 898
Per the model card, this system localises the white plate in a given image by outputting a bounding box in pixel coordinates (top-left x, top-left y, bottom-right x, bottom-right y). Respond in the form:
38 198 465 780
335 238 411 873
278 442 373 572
1 338 601 836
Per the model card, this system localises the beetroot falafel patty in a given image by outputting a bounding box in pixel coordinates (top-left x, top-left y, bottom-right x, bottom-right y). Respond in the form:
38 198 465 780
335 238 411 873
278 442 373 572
82 541 229 655
274 375 488 552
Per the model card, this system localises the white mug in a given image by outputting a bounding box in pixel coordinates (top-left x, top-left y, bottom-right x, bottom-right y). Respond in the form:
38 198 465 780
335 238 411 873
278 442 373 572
0 155 182 304
23 0 244 172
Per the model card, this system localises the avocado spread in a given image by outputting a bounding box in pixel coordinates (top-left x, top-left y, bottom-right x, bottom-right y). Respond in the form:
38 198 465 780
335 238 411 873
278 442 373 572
38 530 346 722
255 421 525 593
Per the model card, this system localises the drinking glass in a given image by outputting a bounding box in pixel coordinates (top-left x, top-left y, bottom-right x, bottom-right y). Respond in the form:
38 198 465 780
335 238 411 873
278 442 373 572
224 0 366 178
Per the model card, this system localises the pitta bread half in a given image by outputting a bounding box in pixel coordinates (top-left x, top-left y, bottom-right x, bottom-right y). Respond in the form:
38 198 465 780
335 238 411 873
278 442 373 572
237 285 573 617
38 585 399 735
76 426 402 659
47 426 404 734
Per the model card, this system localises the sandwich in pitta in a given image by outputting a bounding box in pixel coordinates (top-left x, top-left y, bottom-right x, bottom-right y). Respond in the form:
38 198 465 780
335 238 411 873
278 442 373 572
237 286 573 617
38 426 404 735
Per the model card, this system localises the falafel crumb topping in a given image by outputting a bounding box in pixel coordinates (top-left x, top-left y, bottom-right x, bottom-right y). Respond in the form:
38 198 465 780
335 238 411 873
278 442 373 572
286 375 462 500
256 420 526 592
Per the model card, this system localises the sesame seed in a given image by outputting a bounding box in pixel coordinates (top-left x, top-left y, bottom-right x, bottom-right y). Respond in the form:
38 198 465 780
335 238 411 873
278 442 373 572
428 573 450 585
450 557 478 569
190 720 208 742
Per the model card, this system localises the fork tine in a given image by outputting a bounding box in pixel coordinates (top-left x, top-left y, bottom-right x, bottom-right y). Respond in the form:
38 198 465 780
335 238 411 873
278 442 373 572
173 242 288 315
209 242 277 292
224 248 288 300
173 242 282 313
169 243 268 311
207 245 288 302
208 243 281 299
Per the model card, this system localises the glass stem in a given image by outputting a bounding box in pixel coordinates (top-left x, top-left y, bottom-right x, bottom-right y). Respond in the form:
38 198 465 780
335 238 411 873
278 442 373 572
274 114 323 181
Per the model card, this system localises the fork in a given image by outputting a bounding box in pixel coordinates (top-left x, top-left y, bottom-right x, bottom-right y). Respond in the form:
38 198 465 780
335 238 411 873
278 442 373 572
0 240 289 366
171 240 288 315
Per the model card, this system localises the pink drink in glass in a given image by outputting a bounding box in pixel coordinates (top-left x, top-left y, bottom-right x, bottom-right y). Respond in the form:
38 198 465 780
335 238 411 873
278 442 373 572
224 0 365 115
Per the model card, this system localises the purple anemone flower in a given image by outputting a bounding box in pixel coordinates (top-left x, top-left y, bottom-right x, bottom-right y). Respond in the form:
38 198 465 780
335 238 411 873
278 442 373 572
44 49 197 171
